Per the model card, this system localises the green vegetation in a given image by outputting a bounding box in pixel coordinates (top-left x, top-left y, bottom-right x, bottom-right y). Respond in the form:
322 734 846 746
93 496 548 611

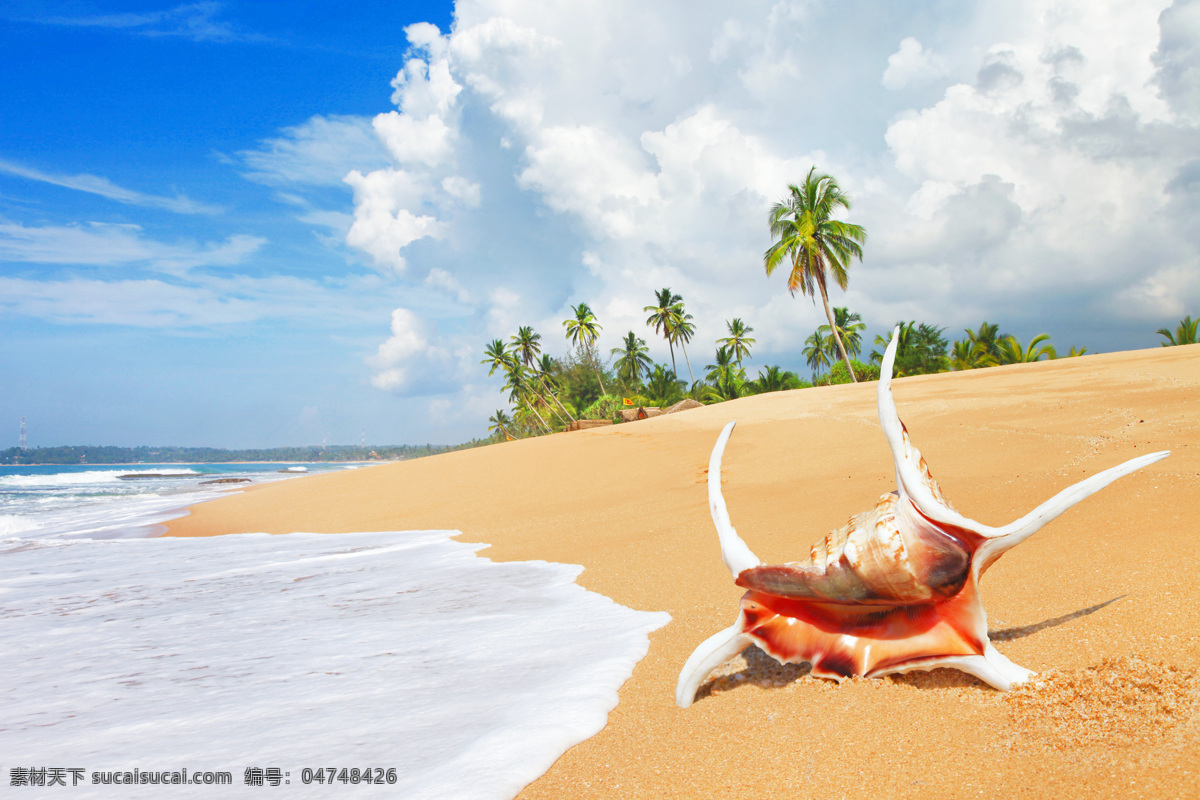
870 322 949 376
477 168 1187 442
1158 315 1198 346
818 359 880 385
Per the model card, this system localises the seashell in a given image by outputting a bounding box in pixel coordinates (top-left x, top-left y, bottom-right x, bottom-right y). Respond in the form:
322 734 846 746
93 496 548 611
676 326 1169 708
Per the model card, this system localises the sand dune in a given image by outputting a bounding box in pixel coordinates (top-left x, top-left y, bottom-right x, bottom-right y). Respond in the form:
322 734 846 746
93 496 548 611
167 344 1200 799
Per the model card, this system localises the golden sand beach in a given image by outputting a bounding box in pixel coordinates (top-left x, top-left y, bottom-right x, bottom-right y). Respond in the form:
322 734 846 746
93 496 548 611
167 344 1200 799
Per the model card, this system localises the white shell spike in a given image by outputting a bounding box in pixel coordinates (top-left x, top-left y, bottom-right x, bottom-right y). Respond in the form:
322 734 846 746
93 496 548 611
677 326 1169 708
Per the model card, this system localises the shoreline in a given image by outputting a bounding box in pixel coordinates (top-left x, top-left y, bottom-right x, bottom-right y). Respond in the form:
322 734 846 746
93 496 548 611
165 345 1200 799
0 460 388 467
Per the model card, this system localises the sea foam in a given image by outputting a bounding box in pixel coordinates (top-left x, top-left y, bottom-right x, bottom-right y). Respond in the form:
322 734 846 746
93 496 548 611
0 530 670 799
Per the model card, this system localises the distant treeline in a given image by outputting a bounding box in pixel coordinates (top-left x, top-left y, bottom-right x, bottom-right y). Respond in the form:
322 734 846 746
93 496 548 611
0 442 489 466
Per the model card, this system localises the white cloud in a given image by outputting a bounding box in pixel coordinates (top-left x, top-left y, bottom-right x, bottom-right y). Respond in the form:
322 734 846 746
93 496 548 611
31 2 260 43
882 37 947 90
424 267 472 302
343 169 443 275
367 307 467 394
239 115 390 186
0 158 222 214
330 0 1200 438
0 220 264 273
0 272 348 328
440 175 481 207
875 0 1193 326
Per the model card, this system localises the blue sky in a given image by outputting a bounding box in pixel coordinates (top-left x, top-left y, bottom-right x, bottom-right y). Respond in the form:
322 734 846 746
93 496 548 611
2 0 1198 448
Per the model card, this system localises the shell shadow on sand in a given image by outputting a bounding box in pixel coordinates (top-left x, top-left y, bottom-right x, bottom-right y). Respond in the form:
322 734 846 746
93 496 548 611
694 596 1128 700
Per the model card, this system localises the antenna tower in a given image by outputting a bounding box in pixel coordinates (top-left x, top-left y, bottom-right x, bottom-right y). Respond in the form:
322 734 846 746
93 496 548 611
19 417 26 451
361 429 365 448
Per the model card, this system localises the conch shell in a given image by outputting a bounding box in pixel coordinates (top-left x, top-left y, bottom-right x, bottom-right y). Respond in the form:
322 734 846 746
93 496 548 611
676 327 1169 707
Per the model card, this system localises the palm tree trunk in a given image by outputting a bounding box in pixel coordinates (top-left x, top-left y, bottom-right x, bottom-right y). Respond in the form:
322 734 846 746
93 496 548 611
527 398 553 433
818 280 856 383
537 375 576 422
588 346 608 396
667 340 677 378
679 340 695 385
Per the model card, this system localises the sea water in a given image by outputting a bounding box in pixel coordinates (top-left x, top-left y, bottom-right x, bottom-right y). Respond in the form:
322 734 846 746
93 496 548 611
0 463 340 539
0 467 670 798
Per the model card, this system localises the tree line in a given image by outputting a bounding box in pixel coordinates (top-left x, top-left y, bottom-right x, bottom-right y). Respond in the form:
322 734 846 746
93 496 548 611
481 166 1200 441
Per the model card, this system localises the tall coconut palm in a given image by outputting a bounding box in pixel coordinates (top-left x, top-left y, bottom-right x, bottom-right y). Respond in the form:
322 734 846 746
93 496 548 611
803 329 830 381
563 302 607 396
511 325 574 423
1157 315 1199 346
611 331 653 386
645 287 683 377
718 318 756 366
764 167 867 381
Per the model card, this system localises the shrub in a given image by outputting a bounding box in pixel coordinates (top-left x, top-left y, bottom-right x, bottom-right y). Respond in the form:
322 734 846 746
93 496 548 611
580 394 625 422
818 359 879 385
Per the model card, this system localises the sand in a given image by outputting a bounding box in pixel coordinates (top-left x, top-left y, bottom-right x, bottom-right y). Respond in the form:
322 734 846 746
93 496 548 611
166 344 1200 799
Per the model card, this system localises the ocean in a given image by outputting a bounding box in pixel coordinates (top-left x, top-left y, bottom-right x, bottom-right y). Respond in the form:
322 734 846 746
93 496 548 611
0 465 670 798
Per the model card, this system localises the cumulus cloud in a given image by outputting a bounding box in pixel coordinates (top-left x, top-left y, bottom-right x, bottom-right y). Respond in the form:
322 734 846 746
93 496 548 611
339 24 468 277
329 0 1200 435
875 0 1196 330
367 307 467 394
882 37 947 90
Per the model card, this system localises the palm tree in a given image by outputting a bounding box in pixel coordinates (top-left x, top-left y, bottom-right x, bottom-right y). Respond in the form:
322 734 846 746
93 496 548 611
818 307 865 359
964 322 1005 365
764 167 867 381
1157 315 1199 346
563 302 607 396
948 338 985 371
997 333 1056 364
1061 345 1089 357
643 363 685 407
611 331 653 386
750 365 805 393
488 409 514 440
718 318 756 366
644 288 683 377
803 329 830 381
503 364 552 434
704 346 747 401
482 338 516 378
511 326 574 423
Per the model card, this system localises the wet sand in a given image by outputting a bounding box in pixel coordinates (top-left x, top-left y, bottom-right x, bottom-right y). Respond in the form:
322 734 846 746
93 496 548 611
167 344 1200 799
